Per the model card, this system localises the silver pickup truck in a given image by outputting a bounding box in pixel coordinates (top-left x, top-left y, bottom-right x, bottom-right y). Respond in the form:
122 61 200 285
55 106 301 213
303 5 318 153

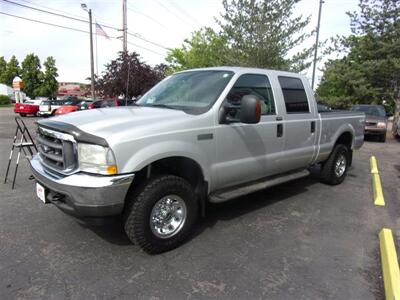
30 67 365 253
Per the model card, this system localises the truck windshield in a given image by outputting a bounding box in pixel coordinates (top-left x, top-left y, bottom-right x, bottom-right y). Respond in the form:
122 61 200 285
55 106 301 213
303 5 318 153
137 70 234 114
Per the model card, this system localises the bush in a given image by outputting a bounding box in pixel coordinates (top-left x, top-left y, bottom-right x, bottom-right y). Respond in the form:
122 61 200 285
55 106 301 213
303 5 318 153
0 95 11 105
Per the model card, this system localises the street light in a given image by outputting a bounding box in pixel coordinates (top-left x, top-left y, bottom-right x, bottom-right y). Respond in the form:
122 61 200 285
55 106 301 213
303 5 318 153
81 3 95 101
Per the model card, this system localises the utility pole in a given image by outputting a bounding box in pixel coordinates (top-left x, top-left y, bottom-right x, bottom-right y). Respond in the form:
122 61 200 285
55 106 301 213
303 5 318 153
81 3 95 100
122 0 127 52
311 0 323 91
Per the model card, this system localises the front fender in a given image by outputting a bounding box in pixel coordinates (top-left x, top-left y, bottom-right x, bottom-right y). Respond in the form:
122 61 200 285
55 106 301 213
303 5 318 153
119 140 211 184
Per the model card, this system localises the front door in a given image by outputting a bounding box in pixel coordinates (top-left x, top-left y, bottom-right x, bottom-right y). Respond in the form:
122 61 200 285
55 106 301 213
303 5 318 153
214 73 285 190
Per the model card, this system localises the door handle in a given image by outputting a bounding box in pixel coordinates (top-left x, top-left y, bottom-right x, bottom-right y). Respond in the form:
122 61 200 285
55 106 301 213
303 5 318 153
276 116 283 121
277 124 283 137
311 121 316 133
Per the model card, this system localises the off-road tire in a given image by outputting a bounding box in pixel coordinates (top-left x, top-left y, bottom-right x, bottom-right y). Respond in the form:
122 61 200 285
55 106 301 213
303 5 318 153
320 144 350 185
124 175 198 254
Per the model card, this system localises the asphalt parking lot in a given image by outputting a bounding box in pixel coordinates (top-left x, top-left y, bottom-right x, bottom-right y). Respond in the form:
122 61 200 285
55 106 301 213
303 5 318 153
0 107 399 300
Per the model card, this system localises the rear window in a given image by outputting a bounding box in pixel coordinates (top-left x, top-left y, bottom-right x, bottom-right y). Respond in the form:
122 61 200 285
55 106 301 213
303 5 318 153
278 76 310 114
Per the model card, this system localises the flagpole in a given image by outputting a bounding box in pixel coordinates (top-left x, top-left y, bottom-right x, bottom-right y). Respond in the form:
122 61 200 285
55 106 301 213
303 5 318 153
95 21 98 76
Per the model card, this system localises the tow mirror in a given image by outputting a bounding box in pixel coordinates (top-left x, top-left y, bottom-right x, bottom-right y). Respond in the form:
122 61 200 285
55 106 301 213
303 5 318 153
240 95 261 124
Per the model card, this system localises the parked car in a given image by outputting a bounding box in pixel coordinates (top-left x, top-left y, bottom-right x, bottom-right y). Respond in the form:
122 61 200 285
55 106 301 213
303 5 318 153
88 99 118 109
38 100 67 117
55 100 88 115
31 67 365 253
14 99 42 116
351 104 388 142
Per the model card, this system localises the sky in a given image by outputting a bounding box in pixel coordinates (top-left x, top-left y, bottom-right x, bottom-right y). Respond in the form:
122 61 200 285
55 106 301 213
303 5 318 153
0 0 359 87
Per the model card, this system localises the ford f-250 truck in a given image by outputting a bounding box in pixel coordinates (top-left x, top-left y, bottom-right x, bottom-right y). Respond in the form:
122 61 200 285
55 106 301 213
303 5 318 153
30 67 365 253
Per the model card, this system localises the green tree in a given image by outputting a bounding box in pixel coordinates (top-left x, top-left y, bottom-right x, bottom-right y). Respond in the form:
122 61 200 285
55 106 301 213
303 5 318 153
316 0 400 114
167 0 314 72
0 55 21 86
38 56 59 98
21 53 43 98
0 56 7 83
166 27 230 73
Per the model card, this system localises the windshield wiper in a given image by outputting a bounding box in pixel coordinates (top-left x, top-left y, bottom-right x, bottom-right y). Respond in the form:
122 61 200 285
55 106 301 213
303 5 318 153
143 103 180 110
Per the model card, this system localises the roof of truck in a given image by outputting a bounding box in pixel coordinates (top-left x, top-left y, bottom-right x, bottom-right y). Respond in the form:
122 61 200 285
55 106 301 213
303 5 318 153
177 66 305 78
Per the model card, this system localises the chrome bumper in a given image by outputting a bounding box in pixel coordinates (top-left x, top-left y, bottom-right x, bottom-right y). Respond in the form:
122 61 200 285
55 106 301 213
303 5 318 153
30 155 134 218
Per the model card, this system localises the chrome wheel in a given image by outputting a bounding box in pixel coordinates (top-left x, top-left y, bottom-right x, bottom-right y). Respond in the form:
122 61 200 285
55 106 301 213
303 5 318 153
150 195 187 239
335 154 347 177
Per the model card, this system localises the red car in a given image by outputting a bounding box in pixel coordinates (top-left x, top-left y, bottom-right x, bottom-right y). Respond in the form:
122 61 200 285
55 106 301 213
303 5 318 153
55 100 93 115
14 100 40 117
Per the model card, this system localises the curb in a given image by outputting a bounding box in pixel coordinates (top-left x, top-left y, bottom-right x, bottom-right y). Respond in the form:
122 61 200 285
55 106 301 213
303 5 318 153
370 156 385 206
379 228 400 300
372 173 385 206
370 156 379 174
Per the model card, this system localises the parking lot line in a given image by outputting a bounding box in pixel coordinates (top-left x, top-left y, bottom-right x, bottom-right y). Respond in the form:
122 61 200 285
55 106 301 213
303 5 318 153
379 228 400 300
370 156 379 174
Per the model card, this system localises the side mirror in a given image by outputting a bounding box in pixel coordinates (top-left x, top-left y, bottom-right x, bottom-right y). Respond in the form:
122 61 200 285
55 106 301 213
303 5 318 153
240 95 261 124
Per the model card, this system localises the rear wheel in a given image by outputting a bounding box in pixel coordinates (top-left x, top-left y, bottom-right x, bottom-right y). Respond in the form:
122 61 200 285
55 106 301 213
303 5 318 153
19 113 26 117
124 175 198 254
320 144 350 185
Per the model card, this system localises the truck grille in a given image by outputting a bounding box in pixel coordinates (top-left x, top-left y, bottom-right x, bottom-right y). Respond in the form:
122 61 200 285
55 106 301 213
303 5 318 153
37 126 77 173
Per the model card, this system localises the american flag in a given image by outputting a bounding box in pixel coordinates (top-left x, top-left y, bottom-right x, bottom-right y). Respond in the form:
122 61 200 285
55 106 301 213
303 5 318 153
95 22 110 40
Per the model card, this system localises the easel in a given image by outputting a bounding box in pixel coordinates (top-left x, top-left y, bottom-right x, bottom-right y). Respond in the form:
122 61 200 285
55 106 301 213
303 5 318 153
3 117 37 189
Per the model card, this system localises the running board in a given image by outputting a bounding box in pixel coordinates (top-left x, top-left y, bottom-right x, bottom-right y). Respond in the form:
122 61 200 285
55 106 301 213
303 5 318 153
209 169 310 203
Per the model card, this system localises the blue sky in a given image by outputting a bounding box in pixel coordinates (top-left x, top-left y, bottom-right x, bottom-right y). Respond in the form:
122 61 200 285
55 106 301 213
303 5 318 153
0 0 359 86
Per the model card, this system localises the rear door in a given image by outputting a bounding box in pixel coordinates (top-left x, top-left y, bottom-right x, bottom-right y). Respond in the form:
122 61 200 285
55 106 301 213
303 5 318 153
276 76 318 171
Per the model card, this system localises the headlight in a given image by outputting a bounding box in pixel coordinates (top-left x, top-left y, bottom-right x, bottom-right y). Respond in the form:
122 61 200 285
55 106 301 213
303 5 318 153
377 122 386 129
77 143 117 175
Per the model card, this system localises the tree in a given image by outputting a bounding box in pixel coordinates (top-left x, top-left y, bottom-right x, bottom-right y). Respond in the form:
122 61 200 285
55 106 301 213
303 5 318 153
37 56 59 98
166 27 230 73
21 53 43 98
167 0 314 72
0 56 7 83
0 55 21 86
316 0 400 114
96 51 166 99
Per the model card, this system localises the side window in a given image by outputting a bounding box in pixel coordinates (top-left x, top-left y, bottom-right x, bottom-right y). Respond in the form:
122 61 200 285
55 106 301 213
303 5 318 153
226 74 275 115
278 76 309 113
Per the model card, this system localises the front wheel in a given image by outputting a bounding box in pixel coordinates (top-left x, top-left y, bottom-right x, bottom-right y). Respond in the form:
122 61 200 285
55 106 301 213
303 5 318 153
124 175 199 254
320 144 350 185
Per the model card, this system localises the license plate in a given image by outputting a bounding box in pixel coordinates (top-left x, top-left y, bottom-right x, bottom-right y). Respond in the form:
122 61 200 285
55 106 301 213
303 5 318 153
36 183 47 203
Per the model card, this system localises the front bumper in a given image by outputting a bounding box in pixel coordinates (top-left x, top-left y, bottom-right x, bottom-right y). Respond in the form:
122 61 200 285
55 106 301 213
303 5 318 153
364 126 386 135
38 111 52 116
30 155 134 219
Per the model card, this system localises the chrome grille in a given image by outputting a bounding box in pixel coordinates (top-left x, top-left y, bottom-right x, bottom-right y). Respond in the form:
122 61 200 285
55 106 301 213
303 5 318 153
37 126 77 173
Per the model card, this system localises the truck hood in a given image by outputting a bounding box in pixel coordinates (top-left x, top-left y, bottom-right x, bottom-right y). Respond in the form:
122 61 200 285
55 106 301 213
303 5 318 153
38 106 195 144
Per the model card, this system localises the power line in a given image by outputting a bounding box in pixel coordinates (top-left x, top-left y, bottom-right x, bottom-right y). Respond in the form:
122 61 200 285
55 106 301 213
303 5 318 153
0 11 166 57
152 0 194 28
1 0 171 50
127 41 165 56
0 0 120 31
127 32 171 50
0 11 92 34
168 1 202 27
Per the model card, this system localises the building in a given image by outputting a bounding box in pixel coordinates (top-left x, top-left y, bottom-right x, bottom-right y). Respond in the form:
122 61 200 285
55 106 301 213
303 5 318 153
58 82 89 97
